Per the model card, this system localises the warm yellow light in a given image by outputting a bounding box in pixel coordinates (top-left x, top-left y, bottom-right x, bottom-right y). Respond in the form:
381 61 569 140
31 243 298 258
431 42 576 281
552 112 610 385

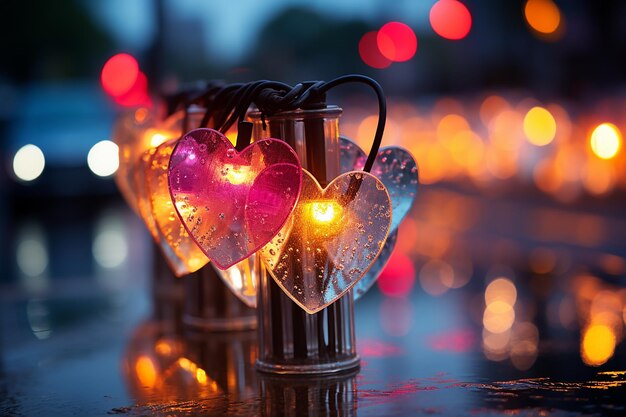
524 0 561 36
135 355 157 388
150 133 168 148
242 258 256 296
582 324 616 366
175 200 192 219
483 300 516 333
590 123 621 160
225 129 238 146
87 140 119 177
307 201 343 225
177 357 209 385
225 165 252 185
143 128 170 148
485 278 517 306
187 256 207 272
523 106 556 146
154 340 173 356
196 368 208 385
13 144 45 182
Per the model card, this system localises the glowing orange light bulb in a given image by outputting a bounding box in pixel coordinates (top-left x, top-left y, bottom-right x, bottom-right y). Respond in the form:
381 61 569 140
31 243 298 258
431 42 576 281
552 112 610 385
225 165 252 185
308 200 343 225
590 123 621 160
143 128 173 149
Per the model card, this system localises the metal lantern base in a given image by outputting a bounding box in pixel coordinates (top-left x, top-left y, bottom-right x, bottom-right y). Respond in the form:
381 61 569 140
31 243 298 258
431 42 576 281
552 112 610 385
256 355 360 376
182 263 257 332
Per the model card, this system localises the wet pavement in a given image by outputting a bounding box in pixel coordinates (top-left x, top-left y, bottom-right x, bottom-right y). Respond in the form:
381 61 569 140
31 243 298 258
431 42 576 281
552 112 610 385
2 185 626 416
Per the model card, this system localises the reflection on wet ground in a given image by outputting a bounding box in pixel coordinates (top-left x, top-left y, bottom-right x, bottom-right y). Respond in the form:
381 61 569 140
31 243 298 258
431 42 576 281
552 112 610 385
2 183 626 416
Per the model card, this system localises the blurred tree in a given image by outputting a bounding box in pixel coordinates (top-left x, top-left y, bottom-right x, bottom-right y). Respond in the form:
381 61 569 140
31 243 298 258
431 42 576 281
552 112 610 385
0 0 113 82
244 7 370 83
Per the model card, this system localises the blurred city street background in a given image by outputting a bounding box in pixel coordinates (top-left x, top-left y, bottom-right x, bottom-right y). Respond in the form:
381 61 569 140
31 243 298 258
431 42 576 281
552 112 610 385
1 1 626 416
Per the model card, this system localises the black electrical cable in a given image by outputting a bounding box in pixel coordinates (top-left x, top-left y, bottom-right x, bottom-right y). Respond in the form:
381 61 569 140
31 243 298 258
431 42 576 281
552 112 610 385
315 75 385 173
199 83 244 128
222 81 292 133
166 75 386 175
219 80 274 133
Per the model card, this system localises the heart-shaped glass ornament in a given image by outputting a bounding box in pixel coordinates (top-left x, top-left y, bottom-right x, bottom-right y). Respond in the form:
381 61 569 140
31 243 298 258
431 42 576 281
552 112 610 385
260 170 392 314
149 138 257 307
113 109 175 214
114 110 155 214
339 136 418 300
147 139 209 276
135 146 194 277
340 136 418 232
168 128 303 270
214 253 259 308
352 229 397 299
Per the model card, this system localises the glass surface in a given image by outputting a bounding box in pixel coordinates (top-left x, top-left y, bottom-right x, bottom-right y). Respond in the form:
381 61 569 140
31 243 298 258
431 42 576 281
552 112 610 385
353 229 397 300
339 136 419 300
147 139 208 276
339 136 419 232
168 128 302 269
113 110 156 214
260 170 392 314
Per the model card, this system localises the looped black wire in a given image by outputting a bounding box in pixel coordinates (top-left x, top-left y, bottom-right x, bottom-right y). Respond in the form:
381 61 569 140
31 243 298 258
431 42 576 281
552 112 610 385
200 83 244 128
218 80 273 133
246 75 385 174
314 75 385 173
220 81 293 133
171 75 386 175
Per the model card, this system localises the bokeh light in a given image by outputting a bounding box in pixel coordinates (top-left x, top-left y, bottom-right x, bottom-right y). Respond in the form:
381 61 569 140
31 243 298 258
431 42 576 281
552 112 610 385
377 22 417 62
590 123 621 160
581 324 616 366
113 71 151 107
359 31 392 69
523 106 556 146
419 259 454 296
429 0 472 40
377 251 416 297
135 355 157 388
101 53 139 97
87 140 120 177
524 0 562 37
93 227 128 269
483 301 516 333
13 144 45 182
485 277 517 306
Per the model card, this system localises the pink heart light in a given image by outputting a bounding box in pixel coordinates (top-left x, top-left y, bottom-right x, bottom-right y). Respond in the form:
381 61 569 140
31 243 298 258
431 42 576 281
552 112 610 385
168 128 302 270
149 138 258 306
260 170 392 314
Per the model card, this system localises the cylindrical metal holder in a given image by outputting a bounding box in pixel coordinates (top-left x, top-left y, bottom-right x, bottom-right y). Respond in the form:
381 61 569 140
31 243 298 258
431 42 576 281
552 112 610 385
183 263 258 331
250 107 360 375
152 244 185 323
